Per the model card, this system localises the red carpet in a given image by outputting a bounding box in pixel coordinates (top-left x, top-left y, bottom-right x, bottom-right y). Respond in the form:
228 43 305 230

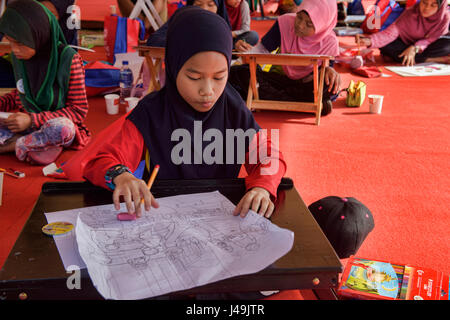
1 4 449 298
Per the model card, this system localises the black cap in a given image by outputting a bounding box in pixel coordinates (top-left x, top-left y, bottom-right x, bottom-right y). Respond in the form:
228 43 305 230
308 196 375 259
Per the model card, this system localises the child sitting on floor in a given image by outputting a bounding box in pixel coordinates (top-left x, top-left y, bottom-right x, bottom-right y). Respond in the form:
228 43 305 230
83 6 286 219
147 0 231 47
225 0 259 46
357 0 450 66
230 0 341 116
0 0 90 165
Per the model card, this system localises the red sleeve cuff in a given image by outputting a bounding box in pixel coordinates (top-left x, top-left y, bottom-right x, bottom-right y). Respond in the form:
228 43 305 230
244 131 287 199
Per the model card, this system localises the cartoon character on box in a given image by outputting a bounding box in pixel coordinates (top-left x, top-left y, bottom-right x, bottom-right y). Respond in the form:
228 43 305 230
344 260 400 298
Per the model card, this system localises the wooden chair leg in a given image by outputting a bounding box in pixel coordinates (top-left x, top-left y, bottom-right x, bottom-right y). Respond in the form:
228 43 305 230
316 64 327 126
246 85 253 111
249 58 259 100
313 63 320 125
154 58 162 91
146 55 159 94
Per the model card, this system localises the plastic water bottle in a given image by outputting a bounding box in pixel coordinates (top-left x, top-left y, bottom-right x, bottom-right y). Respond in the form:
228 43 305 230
119 60 133 105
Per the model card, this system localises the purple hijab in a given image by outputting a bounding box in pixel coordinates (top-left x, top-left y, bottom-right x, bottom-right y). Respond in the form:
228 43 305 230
395 1 449 45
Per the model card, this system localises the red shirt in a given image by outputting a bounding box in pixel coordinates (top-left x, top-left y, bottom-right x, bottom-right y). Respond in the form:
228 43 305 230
0 53 91 149
83 119 286 198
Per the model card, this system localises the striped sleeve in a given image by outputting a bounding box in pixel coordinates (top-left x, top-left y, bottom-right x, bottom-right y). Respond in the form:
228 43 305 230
30 53 89 129
0 89 20 112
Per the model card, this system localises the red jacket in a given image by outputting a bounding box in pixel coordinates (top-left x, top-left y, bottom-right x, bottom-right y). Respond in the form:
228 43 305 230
83 119 286 198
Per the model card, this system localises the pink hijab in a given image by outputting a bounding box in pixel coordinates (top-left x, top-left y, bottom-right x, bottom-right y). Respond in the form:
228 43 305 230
395 1 449 45
278 0 339 80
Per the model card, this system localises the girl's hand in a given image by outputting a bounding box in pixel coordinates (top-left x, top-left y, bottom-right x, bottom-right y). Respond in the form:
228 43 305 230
356 35 372 47
398 46 416 66
112 172 159 217
234 39 253 52
2 112 31 133
324 66 341 94
233 187 275 218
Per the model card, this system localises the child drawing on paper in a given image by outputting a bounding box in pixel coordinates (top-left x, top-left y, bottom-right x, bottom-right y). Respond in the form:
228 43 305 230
83 6 286 219
356 0 450 66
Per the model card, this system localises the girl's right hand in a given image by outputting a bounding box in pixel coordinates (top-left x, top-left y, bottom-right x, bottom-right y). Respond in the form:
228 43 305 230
234 40 253 52
2 112 31 133
356 35 372 47
112 172 159 217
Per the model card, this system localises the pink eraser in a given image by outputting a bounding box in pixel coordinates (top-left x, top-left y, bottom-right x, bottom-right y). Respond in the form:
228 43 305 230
117 212 137 221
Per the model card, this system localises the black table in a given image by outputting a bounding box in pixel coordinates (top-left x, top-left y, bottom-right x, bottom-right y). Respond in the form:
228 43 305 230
0 178 342 300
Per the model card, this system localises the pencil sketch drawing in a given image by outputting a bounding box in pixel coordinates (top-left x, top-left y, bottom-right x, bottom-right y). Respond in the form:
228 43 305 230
75 191 294 300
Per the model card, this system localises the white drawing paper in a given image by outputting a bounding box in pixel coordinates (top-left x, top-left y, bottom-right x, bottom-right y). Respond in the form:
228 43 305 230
44 209 86 270
75 191 294 300
0 111 12 119
385 63 450 77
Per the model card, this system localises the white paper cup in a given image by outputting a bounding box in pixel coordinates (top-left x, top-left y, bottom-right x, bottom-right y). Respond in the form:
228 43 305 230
125 97 140 113
104 94 119 115
368 94 384 114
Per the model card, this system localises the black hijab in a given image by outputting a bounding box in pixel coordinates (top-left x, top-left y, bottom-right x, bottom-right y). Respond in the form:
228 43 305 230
38 0 78 46
186 0 231 28
128 6 260 180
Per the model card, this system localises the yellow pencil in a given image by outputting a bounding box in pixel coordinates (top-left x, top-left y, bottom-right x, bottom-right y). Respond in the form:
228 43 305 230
141 165 160 204
0 168 19 179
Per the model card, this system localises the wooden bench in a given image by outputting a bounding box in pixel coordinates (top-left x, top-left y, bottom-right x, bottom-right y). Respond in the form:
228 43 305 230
136 45 165 94
235 53 333 126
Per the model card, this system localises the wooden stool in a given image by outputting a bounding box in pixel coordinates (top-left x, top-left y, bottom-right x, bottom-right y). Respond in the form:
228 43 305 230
235 53 333 126
136 46 165 94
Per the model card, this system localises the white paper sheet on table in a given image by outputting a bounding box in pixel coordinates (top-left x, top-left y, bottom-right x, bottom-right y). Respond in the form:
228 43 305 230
73 191 294 300
385 63 450 77
44 209 86 270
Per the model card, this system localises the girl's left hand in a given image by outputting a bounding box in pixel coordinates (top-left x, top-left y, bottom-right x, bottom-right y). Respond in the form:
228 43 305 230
233 187 275 218
398 46 416 66
2 112 31 133
325 67 340 94
234 39 253 52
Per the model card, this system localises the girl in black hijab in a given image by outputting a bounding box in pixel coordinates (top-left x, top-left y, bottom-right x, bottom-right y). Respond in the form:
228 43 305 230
147 0 231 47
84 6 286 218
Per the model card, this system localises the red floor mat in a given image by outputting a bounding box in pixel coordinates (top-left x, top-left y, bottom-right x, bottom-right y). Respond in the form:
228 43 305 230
1 13 449 297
